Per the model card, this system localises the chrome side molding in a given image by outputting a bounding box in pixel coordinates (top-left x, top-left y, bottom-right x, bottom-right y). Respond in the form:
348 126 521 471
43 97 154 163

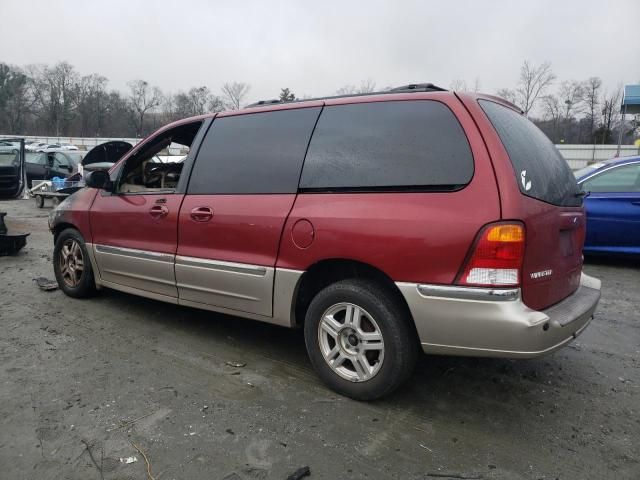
416 284 520 302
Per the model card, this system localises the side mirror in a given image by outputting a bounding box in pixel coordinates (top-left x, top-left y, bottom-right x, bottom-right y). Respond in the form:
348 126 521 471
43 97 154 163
85 170 112 191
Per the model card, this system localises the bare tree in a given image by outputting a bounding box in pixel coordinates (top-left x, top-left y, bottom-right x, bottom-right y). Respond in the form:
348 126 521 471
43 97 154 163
335 80 377 96
451 79 481 92
449 79 468 91
208 95 224 113
74 74 108 136
582 77 603 143
558 80 584 119
27 62 79 136
515 60 556 116
0 64 30 133
542 94 562 142
600 87 622 144
358 79 376 93
496 88 518 105
127 79 162 137
221 82 250 110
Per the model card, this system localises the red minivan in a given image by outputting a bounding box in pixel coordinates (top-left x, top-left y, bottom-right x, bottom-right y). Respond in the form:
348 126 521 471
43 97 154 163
49 84 601 400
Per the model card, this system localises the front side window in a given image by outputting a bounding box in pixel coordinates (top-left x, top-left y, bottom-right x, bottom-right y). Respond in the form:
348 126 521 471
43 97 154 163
582 163 640 193
299 100 474 190
117 121 202 194
188 107 321 194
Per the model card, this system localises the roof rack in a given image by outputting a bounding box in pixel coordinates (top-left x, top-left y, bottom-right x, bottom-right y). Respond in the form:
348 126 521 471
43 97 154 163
244 83 447 109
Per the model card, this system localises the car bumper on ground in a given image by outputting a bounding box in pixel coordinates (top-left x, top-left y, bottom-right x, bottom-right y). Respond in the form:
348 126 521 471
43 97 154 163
396 273 601 358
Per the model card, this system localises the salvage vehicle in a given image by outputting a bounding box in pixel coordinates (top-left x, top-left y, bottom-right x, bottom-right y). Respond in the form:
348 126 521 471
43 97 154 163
575 155 640 256
25 151 82 183
49 84 602 400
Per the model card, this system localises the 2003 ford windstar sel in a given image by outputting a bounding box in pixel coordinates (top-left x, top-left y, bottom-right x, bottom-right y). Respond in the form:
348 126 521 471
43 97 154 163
49 83 601 400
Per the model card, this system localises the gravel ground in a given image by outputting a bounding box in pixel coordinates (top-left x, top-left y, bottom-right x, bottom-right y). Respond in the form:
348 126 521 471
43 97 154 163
0 198 638 480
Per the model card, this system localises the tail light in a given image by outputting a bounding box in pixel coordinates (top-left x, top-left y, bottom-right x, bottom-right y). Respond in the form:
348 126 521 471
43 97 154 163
456 222 525 287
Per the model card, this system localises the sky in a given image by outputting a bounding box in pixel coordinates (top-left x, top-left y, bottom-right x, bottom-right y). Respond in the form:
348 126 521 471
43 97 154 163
1 0 639 103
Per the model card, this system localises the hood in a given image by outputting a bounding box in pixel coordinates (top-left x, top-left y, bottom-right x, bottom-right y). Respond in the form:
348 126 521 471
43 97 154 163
82 141 132 166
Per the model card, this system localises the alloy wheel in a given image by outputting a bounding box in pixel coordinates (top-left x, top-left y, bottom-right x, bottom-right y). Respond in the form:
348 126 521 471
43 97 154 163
59 239 84 288
317 302 385 382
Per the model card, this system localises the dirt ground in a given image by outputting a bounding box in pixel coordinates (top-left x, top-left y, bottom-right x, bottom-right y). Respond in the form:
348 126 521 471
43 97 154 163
0 198 638 480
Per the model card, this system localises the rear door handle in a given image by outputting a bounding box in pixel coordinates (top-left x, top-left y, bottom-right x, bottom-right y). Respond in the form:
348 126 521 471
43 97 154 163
149 205 169 218
190 206 214 222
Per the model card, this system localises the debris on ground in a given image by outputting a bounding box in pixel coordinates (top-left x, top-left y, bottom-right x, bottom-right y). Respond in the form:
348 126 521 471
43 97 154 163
0 212 30 256
426 473 483 479
225 361 246 368
286 466 311 480
131 442 156 480
120 456 138 464
33 277 58 291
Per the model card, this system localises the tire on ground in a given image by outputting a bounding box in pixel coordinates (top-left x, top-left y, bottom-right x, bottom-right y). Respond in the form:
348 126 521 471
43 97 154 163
53 228 97 298
304 278 418 400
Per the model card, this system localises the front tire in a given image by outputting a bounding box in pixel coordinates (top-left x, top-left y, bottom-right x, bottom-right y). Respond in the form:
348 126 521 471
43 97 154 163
53 228 97 298
304 279 418 400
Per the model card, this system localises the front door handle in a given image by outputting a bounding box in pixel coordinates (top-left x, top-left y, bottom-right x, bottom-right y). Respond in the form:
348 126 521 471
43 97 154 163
149 205 169 218
190 206 214 222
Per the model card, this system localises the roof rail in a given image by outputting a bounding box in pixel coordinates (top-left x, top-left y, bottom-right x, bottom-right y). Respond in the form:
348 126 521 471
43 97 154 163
245 82 447 108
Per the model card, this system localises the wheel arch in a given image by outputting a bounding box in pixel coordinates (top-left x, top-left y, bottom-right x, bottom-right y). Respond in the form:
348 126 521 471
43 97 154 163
291 258 416 331
52 222 78 243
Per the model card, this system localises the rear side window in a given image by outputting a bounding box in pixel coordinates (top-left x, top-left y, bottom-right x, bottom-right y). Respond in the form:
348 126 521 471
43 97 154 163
188 107 321 194
299 100 473 190
479 100 581 207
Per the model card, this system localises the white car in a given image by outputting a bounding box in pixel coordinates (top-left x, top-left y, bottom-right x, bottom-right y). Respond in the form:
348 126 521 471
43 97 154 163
37 143 78 152
59 143 79 151
26 142 47 152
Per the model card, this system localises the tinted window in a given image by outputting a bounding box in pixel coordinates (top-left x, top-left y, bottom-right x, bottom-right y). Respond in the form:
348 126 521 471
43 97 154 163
479 100 581 207
189 107 321 194
299 100 473 190
583 163 640 193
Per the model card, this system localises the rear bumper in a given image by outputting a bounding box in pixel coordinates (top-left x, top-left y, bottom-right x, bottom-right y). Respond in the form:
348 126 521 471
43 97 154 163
396 273 601 358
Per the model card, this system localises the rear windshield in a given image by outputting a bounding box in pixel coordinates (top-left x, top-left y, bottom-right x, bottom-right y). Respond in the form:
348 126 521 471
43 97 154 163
479 100 581 207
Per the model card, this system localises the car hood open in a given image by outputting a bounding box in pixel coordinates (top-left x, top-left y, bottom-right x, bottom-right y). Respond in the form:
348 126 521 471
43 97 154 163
82 141 132 166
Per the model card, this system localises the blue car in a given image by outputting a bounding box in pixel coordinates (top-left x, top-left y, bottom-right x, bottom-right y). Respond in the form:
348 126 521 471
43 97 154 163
575 155 640 256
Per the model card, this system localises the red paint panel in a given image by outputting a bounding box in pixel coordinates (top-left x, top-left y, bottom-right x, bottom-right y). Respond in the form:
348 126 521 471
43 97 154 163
49 187 98 241
458 93 586 310
90 193 183 253
178 194 296 266
277 94 501 284
277 190 499 284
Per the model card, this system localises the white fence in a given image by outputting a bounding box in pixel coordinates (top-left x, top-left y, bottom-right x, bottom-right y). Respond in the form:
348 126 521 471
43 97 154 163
2 134 640 169
0 134 142 149
556 144 640 169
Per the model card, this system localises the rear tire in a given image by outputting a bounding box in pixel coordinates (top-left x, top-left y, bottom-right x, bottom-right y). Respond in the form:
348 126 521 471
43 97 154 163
304 279 418 400
53 228 97 298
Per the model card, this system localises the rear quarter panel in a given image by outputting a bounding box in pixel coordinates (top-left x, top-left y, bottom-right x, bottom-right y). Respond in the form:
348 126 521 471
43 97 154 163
277 95 501 283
